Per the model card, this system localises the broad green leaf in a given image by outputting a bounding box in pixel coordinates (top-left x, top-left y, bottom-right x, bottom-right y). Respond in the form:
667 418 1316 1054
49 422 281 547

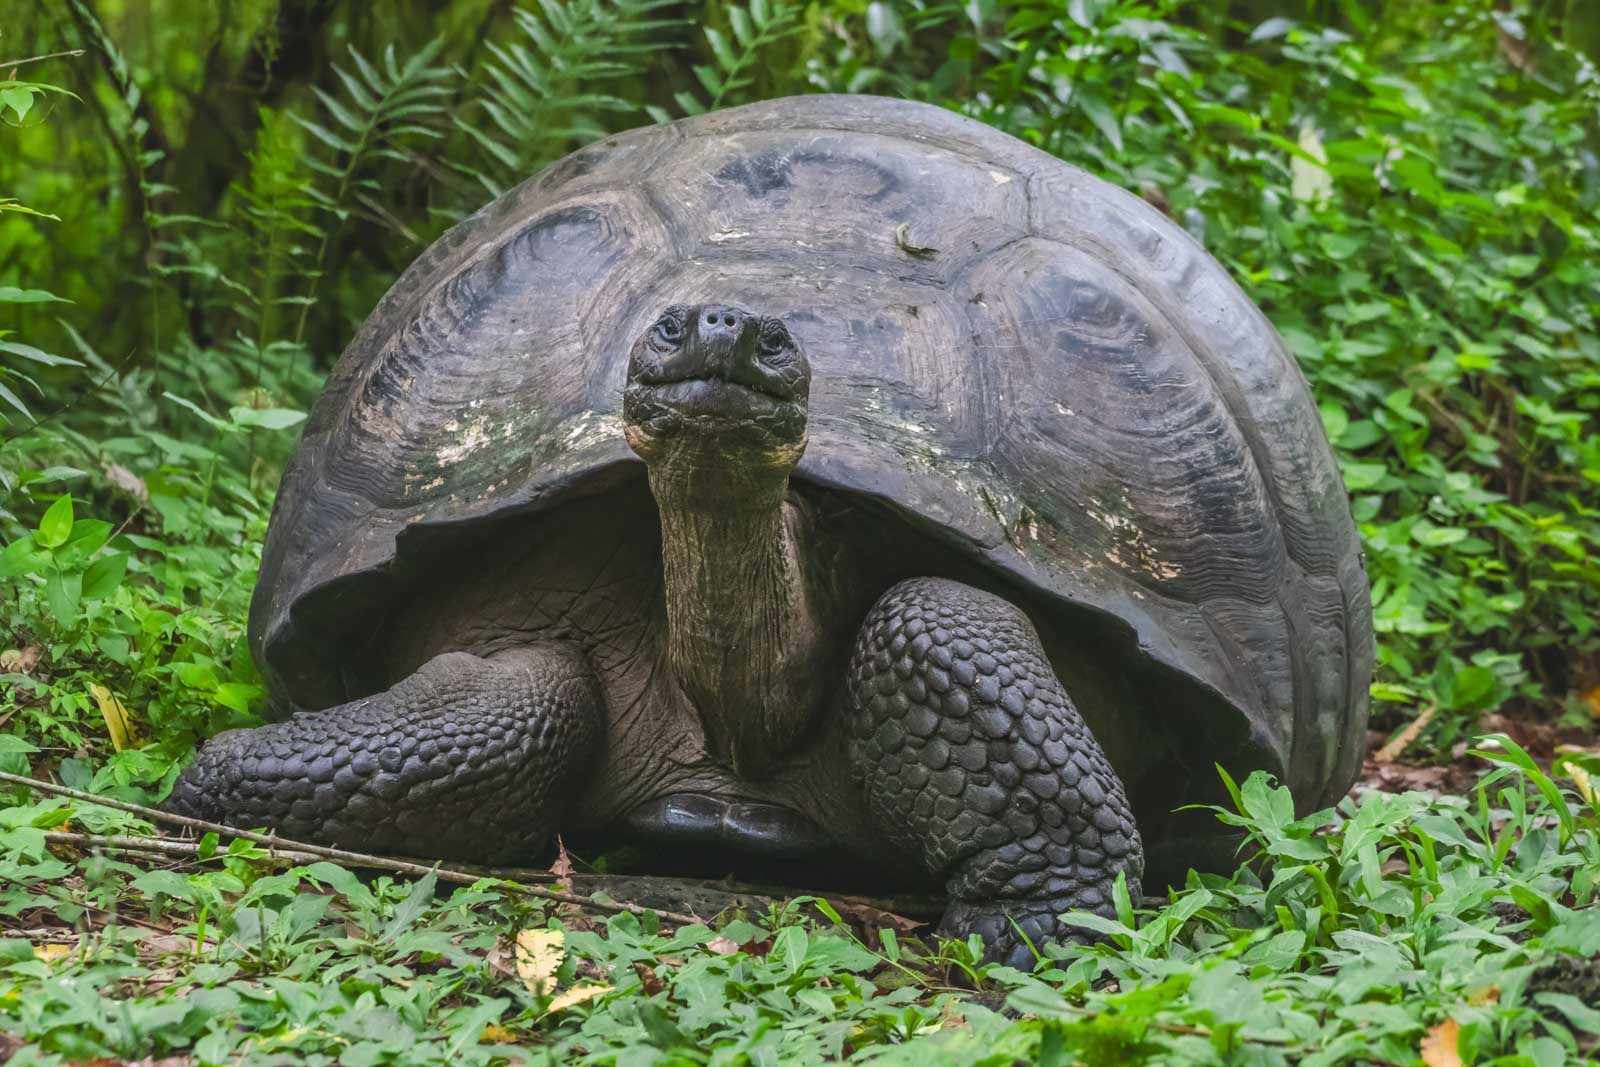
44 569 82 627
0 86 33 121
0 537 47 577
81 552 128 599
35 496 73 548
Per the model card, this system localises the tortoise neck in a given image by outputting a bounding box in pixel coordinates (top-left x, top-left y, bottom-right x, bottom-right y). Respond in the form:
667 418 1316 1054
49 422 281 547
647 464 823 775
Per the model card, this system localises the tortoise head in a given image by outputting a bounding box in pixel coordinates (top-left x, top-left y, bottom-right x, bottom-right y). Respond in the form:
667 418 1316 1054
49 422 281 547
623 304 810 471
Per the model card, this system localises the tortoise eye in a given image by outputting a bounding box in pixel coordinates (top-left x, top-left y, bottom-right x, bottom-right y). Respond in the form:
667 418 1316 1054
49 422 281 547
653 309 686 345
758 319 791 356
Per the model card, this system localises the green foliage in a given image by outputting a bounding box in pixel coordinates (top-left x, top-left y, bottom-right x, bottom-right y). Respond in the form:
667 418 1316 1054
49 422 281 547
803 0 1600 744
672 0 807 116
6 0 1596 771
459 0 683 193
0 0 1597 1056
0 754 1593 1062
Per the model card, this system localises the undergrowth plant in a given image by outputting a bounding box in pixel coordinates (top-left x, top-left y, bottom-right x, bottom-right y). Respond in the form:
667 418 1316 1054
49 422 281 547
0 8 1597 1063
0 748 1593 1063
6 0 1596 783
804 0 1600 748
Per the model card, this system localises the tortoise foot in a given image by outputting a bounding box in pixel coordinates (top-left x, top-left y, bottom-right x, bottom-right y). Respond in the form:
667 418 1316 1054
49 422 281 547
845 577 1144 967
166 645 604 863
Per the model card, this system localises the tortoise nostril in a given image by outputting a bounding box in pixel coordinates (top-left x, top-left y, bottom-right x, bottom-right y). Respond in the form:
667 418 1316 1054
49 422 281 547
706 312 717 324
723 314 736 326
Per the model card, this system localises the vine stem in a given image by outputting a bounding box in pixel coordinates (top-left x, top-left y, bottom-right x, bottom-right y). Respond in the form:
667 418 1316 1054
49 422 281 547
0 49 88 72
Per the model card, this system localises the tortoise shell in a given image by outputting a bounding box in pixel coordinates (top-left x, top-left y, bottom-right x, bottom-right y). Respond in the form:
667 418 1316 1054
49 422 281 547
252 94 1372 821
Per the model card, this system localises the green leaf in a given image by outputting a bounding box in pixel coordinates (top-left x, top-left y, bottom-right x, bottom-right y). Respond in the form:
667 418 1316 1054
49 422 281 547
229 407 307 431
0 287 69 304
1341 462 1388 490
162 392 229 431
35 496 73 548
0 341 85 367
45 569 82 627
1449 666 1495 708
133 869 195 902
382 871 438 941
172 661 220 691
81 553 128 600
214 682 260 714
0 538 47 578
1077 91 1123 153
1 86 34 121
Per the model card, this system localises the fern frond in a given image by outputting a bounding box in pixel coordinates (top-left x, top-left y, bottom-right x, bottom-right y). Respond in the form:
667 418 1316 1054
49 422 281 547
459 0 685 195
287 39 456 343
673 0 805 118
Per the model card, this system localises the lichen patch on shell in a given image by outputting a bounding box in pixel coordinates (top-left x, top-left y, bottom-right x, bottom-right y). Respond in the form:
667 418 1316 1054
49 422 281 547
437 415 495 465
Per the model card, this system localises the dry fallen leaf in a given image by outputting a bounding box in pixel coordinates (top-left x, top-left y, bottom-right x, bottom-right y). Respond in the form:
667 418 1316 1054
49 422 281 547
632 960 666 995
479 1023 520 1044
1420 1018 1463 1067
33 943 73 963
0 646 41 674
1584 686 1600 718
1290 125 1333 208
549 836 574 893
103 462 148 502
515 928 565 996
1465 984 1500 1007
704 936 740 956
485 938 518 980
89 683 139 752
544 982 610 1014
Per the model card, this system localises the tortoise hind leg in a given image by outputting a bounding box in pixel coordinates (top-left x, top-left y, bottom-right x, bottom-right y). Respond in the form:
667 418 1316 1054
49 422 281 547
166 645 604 863
846 577 1143 968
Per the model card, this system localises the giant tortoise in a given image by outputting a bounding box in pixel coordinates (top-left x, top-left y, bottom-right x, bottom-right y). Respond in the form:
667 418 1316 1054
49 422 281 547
168 94 1372 964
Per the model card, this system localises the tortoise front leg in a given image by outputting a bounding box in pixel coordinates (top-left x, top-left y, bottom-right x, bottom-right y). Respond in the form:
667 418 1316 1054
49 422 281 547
846 578 1143 968
166 645 604 863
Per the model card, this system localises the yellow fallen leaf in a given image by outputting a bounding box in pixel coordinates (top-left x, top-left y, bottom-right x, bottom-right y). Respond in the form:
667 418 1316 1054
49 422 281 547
89 683 139 752
542 982 610 1015
1291 125 1332 207
1465 984 1500 1006
479 1023 520 1043
33 944 72 963
1420 1018 1462 1067
1584 686 1600 718
515 928 564 996
1569 765 1596 808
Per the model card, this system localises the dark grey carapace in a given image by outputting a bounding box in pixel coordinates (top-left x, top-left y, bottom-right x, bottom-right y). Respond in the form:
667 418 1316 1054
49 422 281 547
165 95 1372 966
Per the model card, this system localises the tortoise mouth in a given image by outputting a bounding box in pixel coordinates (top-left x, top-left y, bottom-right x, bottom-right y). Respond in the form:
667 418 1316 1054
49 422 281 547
622 377 808 448
639 374 794 408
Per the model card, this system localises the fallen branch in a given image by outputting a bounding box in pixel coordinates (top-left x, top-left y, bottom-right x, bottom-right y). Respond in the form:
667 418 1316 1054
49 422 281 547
8 773 940 927
0 771 696 925
1374 705 1437 763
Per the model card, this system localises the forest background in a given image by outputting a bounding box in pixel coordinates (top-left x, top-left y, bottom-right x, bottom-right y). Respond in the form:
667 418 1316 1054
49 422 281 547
0 0 1598 1063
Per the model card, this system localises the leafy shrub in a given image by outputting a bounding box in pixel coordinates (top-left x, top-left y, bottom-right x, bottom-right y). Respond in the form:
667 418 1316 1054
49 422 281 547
0 749 1593 1062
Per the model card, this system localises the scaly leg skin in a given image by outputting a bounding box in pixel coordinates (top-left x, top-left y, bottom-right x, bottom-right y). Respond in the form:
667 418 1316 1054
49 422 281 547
165 645 604 863
846 578 1144 968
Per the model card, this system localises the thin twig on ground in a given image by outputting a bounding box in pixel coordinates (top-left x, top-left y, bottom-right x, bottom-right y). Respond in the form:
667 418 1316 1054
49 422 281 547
0 770 697 924
9 773 938 927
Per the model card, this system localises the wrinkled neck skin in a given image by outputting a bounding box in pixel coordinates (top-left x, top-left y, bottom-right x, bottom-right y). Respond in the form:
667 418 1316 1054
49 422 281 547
642 440 824 776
